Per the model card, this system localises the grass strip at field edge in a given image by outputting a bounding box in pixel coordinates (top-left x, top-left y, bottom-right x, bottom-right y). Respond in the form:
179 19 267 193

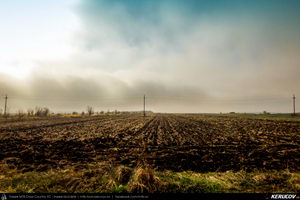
0 163 299 193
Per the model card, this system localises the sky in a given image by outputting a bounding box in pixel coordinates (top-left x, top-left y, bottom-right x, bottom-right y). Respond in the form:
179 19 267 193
0 0 299 113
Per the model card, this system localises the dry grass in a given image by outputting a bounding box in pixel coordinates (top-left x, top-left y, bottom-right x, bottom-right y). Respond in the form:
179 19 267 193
128 164 161 193
114 165 132 185
0 163 299 193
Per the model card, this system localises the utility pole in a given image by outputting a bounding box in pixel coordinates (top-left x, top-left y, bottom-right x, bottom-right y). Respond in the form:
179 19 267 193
4 94 8 118
293 94 296 115
143 94 146 117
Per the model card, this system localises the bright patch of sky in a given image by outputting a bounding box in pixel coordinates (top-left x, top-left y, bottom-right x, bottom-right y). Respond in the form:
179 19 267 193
0 0 79 78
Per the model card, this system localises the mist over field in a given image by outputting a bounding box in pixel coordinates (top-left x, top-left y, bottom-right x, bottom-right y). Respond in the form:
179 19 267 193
0 0 300 113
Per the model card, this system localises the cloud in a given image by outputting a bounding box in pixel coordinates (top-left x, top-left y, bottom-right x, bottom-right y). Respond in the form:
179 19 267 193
1 72 208 113
1 0 300 113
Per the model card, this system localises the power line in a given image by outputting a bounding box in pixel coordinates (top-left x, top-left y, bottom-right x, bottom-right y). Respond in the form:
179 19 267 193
2 94 295 104
1 93 297 114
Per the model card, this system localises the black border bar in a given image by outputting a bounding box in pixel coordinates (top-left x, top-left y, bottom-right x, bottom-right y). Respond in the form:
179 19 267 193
1 193 299 200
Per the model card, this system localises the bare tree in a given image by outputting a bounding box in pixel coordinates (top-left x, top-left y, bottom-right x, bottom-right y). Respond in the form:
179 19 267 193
44 107 50 116
27 108 34 116
35 107 50 117
18 109 25 119
87 106 94 116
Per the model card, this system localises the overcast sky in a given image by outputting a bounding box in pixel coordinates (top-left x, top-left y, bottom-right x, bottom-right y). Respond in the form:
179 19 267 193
0 0 299 113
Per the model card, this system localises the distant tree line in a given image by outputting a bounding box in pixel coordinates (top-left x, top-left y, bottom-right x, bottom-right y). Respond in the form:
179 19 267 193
0 105 150 119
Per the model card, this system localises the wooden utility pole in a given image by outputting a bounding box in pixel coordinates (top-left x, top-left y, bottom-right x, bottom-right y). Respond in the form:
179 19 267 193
143 94 146 117
293 94 296 115
4 94 8 117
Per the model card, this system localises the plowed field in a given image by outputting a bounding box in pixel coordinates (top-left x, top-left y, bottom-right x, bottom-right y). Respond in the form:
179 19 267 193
0 114 299 172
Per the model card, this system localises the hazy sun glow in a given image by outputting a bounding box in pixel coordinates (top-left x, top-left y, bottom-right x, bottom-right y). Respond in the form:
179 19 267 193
0 0 79 79
0 65 32 79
